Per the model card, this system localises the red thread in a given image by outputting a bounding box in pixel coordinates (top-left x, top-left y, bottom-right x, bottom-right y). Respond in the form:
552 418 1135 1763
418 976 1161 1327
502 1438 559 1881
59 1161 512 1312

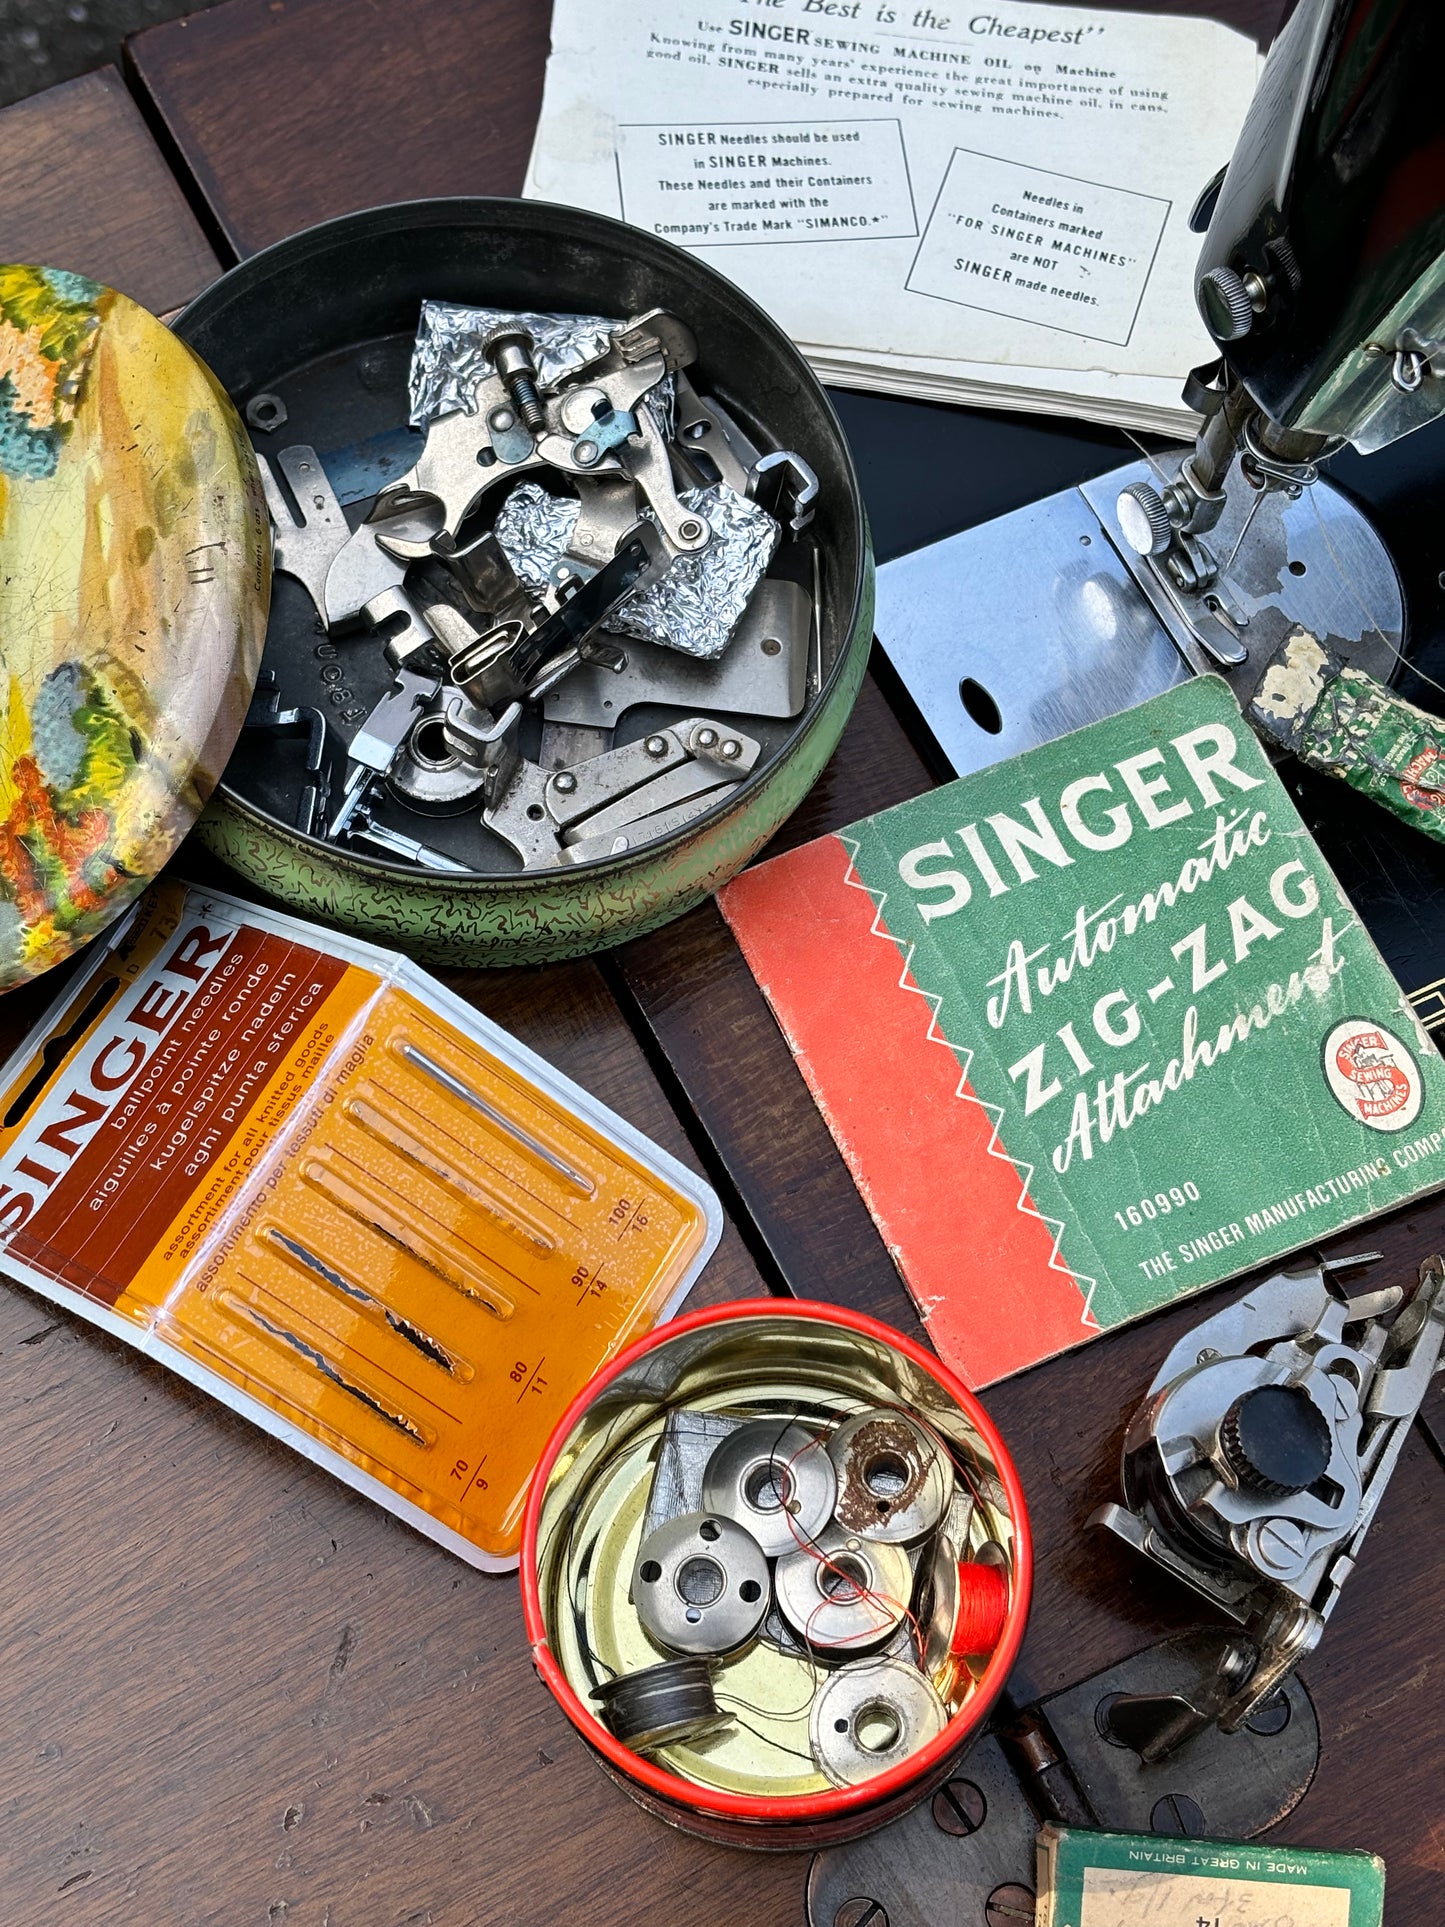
950 1562 1008 1658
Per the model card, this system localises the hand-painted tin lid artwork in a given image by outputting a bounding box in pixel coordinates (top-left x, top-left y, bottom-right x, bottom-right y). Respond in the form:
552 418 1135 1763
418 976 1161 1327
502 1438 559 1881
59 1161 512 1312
0 265 269 992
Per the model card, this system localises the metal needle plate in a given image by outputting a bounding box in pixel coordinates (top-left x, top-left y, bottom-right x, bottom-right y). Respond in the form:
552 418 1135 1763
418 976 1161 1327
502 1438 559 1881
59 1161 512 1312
874 481 1186 778
876 455 1405 781
542 578 811 728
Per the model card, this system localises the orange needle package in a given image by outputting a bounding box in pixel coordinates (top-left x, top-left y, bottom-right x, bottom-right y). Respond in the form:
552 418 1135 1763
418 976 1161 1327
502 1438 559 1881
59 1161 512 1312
0 881 721 1568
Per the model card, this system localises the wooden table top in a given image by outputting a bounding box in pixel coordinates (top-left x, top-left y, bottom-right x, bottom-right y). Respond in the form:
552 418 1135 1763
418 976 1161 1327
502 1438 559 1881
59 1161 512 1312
0 2 1440 1920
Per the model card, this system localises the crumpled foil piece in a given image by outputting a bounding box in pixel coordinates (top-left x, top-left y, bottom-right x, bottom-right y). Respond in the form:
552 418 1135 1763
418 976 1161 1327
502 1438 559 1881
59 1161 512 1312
409 303 619 425
493 479 779 661
615 483 779 660
409 304 678 448
494 482 581 591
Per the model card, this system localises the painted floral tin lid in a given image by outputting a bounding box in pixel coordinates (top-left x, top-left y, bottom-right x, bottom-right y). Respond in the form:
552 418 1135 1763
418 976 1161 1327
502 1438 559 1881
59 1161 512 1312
0 265 270 992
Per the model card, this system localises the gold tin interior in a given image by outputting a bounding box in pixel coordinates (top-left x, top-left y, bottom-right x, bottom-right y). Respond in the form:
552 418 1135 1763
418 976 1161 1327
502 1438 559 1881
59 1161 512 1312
534 1314 1019 1803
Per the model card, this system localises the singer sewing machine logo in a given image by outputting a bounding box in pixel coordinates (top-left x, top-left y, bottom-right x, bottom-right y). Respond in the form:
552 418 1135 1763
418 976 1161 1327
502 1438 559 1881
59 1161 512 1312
1323 1019 1422 1132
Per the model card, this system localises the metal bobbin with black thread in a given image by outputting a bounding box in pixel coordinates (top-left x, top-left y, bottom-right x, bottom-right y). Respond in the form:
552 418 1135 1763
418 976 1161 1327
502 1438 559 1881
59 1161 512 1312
590 1657 733 1752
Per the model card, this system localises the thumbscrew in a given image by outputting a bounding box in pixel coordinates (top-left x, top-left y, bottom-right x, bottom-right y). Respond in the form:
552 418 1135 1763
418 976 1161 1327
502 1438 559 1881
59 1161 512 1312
483 324 546 434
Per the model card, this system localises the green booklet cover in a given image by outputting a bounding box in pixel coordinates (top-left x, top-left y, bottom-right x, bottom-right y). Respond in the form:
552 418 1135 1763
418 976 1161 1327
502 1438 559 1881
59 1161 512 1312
720 678 1445 1385
1036 1824 1385 1927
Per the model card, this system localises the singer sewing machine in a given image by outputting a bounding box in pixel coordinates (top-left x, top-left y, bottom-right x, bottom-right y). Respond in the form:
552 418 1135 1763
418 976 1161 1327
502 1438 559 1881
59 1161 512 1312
877 0 1445 778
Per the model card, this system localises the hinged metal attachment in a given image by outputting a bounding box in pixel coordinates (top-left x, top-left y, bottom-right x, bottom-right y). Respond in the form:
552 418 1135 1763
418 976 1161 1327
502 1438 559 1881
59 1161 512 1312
1093 1252 1445 1745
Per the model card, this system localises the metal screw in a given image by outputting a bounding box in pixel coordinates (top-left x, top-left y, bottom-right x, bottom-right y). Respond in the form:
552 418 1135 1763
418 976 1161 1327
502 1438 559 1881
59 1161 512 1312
490 406 517 433
930 1778 986 1836
1245 1691 1292 1737
574 441 600 466
696 727 718 749
1219 1638 1256 1690
761 637 782 656
834 1901 888 1927
679 518 704 540
720 738 741 759
483 325 546 433
645 735 669 758
1254 1518 1309 1575
1150 1793 1206 1836
553 772 578 795
983 1884 1036 1925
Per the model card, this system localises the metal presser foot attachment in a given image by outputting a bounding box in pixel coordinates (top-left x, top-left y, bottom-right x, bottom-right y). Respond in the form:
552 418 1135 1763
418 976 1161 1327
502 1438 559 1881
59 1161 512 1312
1097 367 1405 700
1092 1250 1445 1751
875 372 1407 780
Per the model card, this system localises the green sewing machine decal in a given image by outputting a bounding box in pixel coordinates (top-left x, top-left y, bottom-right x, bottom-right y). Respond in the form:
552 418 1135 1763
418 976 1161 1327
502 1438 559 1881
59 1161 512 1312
720 677 1445 1385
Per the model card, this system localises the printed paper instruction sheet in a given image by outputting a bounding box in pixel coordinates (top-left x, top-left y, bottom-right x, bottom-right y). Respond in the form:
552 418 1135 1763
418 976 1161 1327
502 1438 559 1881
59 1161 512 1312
526 0 1260 388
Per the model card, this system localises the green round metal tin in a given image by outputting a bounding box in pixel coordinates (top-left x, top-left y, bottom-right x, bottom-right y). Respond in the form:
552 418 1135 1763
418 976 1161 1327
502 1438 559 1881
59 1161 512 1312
176 199 874 967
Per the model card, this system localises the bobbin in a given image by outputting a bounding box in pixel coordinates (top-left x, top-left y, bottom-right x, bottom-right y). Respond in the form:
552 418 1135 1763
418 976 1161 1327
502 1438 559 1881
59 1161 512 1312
828 1409 955 1545
924 1542 1010 1672
632 1511 770 1656
590 1657 733 1752
774 1525 913 1656
808 1655 948 1788
923 1534 962 1675
701 1419 838 1558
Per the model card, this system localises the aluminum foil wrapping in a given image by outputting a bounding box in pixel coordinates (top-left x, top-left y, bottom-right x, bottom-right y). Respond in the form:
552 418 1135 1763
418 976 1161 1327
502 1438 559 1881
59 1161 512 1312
616 484 779 660
409 303 675 441
493 480 780 660
409 304 617 424
494 482 581 591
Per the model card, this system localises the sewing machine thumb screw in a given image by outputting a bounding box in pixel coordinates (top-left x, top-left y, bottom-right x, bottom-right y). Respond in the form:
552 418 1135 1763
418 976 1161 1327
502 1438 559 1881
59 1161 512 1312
1199 266 1256 342
1117 482 1174 557
1219 1385 1332 1499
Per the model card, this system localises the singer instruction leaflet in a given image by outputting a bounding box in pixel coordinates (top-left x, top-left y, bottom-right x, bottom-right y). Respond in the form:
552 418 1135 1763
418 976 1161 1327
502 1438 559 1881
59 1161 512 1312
525 0 1262 431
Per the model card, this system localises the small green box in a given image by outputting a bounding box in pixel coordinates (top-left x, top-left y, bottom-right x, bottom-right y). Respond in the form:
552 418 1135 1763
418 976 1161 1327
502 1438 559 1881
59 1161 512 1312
1036 1824 1385 1927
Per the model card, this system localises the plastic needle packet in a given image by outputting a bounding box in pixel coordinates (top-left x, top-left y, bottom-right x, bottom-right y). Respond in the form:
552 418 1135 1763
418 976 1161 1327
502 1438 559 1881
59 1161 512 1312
0 880 721 1568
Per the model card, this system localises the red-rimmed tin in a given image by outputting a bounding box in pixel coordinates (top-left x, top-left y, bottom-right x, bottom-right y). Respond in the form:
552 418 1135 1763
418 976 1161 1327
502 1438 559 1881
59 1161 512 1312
521 1299 1031 1850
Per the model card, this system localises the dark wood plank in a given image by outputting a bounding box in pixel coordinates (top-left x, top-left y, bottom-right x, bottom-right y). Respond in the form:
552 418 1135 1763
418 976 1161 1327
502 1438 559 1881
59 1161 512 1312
125 0 551 258
0 69 216 311
608 671 934 1338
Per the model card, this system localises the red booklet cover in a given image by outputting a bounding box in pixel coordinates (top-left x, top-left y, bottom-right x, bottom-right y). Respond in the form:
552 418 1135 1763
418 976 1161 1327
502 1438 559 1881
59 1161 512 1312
719 682 1445 1387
